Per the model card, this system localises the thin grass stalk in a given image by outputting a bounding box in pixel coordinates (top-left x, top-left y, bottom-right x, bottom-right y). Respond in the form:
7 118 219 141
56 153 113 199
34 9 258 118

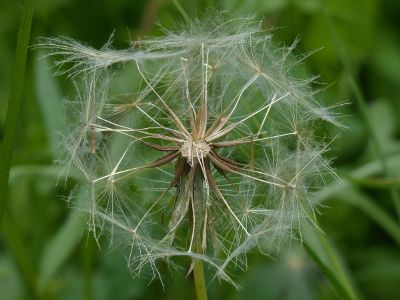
0 0 34 225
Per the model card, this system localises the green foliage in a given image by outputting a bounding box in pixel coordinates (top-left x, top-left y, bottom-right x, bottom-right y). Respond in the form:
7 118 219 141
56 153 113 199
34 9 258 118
34 52 65 156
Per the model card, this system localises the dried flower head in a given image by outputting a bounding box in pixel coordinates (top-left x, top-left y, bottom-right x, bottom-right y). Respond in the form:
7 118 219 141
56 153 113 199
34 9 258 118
39 16 338 286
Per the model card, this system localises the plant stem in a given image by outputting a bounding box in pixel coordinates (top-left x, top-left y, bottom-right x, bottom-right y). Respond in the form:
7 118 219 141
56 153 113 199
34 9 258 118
192 168 208 300
0 0 34 226
194 240 208 300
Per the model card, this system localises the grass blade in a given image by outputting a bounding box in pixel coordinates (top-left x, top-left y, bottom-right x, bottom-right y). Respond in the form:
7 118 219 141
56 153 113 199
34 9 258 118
314 153 400 245
336 188 400 247
0 0 34 225
303 226 360 300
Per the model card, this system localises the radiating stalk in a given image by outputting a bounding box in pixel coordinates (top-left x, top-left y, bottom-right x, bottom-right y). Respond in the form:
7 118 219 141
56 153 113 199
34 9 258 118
0 0 34 225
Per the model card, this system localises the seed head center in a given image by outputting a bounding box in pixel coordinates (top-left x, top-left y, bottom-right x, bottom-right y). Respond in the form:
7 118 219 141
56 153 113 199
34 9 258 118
180 140 210 166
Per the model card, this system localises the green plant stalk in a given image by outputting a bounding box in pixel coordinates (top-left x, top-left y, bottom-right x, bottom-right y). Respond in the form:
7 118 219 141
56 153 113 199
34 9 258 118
350 176 400 189
192 171 208 300
320 2 400 219
0 0 34 225
194 240 208 300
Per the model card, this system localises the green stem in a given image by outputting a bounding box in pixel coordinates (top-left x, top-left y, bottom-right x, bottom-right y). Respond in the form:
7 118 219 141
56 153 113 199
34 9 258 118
194 240 208 300
350 176 400 189
192 168 208 300
320 2 400 218
0 0 34 226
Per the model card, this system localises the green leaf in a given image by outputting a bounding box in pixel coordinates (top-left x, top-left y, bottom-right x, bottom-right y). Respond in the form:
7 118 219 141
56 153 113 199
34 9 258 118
38 189 86 291
0 255 25 300
302 223 360 300
1 215 38 297
34 52 65 156
335 188 400 247
314 153 400 246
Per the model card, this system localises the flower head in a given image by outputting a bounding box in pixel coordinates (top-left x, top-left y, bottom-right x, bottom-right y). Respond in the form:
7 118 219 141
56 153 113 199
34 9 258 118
41 16 337 285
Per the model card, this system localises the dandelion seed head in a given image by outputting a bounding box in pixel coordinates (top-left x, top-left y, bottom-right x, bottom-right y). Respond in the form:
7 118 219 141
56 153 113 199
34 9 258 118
42 15 338 287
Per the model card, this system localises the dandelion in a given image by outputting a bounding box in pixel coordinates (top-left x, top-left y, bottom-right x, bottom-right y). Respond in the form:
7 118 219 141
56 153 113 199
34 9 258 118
39 16 338 293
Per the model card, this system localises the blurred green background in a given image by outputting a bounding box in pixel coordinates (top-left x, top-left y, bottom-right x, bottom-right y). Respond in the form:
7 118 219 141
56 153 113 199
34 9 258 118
1 0 400 299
